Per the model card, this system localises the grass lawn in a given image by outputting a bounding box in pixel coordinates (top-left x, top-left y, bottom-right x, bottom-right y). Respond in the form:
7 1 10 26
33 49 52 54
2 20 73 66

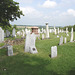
0 32 75 75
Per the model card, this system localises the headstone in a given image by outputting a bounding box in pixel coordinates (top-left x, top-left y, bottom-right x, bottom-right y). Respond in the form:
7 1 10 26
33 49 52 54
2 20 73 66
7 45 13 56
70 28 73 42
57 35 59 38
6 30 10 37
38 29 40 34
49 29 52 33
64 37 67 43
25 32 31 52
41 28 44 33
29 33 38 54
67 34 69 36
25 33 38 54
4 33 6 38
46 23 49 38
58 28 59 34
51 46 57 58
54 28 57 35
0 27 4 43
59 36 63 45
12 28 16 37
66 27 68 34
42 34 44 40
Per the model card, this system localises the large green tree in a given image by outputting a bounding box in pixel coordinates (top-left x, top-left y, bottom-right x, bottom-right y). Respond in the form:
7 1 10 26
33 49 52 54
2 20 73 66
0 0 24 29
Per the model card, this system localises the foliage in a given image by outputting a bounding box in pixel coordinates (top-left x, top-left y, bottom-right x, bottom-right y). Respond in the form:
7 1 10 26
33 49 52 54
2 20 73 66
0 0 24 29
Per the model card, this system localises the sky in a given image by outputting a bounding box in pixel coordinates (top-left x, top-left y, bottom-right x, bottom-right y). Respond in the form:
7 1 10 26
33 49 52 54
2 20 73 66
10 0 75 26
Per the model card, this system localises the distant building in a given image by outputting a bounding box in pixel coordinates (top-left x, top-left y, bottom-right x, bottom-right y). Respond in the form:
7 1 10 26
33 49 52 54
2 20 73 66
31 27 39 34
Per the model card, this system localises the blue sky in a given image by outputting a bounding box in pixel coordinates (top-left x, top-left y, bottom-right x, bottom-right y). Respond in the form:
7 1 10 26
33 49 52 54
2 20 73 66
10 0 75 26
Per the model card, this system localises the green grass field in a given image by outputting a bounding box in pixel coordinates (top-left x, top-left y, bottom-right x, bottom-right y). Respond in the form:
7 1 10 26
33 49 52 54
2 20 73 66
0 32 75 75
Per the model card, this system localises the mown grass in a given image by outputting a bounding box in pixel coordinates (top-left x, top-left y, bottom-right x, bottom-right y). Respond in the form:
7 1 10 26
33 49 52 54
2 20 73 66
0 32 75 75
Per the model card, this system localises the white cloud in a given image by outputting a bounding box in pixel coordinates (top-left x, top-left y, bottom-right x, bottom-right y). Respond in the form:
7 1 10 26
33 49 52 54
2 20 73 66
40 0 57 8
67 9 75 16
60 9 75 17
20 7 43 18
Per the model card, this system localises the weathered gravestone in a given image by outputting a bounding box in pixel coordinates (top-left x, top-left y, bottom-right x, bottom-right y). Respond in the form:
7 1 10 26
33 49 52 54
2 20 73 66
51 46 57 58
25 33 38 54
0 27 4 43
29 33 38 54
4 33 6 38
42 34 44 40
54 28 57 35
64 37 67 43
6 30 10 37
58 28 59 34
7 45 13 56
70 28 73 42
25 32 30 52
12 28 16 37
66 27 68 34
59 36 63 45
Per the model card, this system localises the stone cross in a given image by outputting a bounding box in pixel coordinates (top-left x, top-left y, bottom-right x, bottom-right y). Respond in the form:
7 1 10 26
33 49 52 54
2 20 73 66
51 46 57 58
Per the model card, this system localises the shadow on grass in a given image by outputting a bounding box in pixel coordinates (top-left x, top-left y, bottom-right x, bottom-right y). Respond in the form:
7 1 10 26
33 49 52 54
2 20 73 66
68 67 75 75
0 53 60 75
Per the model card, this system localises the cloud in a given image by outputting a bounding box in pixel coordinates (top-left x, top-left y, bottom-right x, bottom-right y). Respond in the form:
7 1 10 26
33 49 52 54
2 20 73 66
39 0 57 8
60 9 75 17
67 9 75 16
20 7 43 18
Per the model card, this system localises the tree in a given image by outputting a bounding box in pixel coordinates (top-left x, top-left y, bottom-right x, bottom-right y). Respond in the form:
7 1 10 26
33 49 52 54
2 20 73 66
0 0 24 29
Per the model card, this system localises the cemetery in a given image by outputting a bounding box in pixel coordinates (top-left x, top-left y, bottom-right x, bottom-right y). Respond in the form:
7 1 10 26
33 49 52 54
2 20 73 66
0 25 75 75
0 0 75 75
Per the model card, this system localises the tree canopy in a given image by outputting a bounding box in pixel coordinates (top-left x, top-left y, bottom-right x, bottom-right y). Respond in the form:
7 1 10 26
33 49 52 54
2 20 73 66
0 0 24 29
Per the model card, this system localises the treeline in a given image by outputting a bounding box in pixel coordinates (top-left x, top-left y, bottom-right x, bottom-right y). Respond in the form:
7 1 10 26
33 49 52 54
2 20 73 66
62 25 75 32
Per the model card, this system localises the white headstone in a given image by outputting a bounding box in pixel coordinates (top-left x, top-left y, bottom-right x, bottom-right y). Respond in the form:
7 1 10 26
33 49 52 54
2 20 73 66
42 34 44 40
64 37 67 43
51 46 57 58
59 36 63 45
7 46 13 56
67 34 69 36
0 27 4 43
54 28 57 35
66 27 68 34
70 28 73 42
25 32 31 52
41 28 44 33
25 33 38 54
57 35 59 38
12 28 16 37
58 28 59 34
29 33 38 54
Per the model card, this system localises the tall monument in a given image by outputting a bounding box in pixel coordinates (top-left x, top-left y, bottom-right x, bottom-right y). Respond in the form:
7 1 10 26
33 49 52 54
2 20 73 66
46 23 49 38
